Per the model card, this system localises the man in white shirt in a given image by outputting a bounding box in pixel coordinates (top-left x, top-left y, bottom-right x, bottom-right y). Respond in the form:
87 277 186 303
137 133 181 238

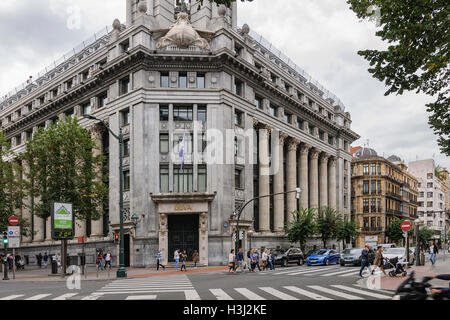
174 249 180 268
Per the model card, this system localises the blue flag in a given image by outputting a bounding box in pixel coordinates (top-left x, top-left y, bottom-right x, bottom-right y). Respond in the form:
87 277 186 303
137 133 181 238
179 129 186 170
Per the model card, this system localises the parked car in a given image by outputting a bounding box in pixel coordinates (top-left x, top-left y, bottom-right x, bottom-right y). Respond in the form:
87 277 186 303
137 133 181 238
306 249 340 266
272 248 304 267
340 248 375 266
382 247 415 267
303 249 316 260
379 243 396 249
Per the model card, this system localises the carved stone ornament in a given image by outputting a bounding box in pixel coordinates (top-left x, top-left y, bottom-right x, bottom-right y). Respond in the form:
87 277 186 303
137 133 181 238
155 13 212 50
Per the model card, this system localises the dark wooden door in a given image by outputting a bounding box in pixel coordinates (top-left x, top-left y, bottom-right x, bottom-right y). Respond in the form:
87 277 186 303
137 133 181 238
168 215 199 262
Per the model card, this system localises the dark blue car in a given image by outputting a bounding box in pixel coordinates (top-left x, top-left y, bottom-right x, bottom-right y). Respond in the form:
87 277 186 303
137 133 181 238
306 249 340 266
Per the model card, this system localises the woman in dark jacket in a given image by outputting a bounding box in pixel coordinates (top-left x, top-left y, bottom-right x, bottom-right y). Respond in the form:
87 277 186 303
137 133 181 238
372 246 386 276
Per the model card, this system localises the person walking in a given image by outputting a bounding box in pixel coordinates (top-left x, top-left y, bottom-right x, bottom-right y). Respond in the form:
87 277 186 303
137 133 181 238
261 249 268 271
246 248 252 272
43 253 48 269
174 249 180 269
56 253 61 269
429 240 438 266
359 245 371 278
156 249 165 271
37 253 42 268
268 249 275 271
7 255 13 270
250 249 259 272
180 250 187 272
372 246 386 276
235 248 244 272
192 250 199 269
255 249 262 272
228 249 236 273
104 250 113 270
97 251 104 270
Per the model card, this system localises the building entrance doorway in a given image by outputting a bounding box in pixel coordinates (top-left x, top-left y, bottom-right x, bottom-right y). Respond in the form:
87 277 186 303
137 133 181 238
168 214 199 262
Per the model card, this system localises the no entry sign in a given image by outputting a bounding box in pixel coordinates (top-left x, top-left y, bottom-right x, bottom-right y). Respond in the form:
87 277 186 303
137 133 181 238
401 220 412 231
8 216 19 226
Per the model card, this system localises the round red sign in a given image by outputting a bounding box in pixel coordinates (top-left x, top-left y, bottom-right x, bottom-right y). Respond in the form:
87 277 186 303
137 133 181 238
8 216 20 226
401 221 412 231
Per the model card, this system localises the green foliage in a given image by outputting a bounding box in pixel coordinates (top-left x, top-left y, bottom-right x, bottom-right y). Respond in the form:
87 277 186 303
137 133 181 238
335 215 360 249
284 208 317 252
347 0 450 156
22 117 107 223
418 227 435 248
316 206 341 248
0 131 30 234
385 217 405 244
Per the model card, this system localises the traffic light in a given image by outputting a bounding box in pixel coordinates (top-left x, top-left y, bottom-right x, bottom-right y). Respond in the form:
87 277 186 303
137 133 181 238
2 232 7 246
114 233 119 244
232 232 237 243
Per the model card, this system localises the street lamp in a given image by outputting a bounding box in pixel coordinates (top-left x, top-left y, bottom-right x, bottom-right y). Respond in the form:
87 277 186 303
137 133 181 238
414 219 421 266
131 213 139 229
84 114 126 278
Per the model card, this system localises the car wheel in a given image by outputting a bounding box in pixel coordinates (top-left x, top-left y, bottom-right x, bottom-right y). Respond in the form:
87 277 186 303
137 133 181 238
282 258 288 268
298 258 303 266
340 262 344 266
325 259 329 266
336 259 340 265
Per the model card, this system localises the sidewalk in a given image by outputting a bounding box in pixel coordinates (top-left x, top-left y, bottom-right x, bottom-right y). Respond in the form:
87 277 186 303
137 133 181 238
1 265 227 282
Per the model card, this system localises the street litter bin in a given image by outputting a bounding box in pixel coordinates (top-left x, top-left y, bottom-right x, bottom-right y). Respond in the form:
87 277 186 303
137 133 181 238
51 260 58 274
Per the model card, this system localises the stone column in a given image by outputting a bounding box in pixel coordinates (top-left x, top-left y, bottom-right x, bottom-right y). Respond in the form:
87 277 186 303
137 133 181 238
45 218 52 241
159 213 169 265
328 157 337 209
90 124 104 238
199 212 208 265
274 133 287 232
286 138 299 221
258 124 271 233
299 144 311 210
319 153 329 208
75 219 86 238
309 148 320 209
21 160 32 243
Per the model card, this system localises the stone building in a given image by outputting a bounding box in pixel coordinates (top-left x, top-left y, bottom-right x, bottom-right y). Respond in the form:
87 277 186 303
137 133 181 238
351 147 418 247
408 159 448 244
0 0 358 266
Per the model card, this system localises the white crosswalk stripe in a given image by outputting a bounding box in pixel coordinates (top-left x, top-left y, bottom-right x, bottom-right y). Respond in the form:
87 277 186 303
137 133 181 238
307 285 364 300
337 271 361 277
283 286 332 300
210 289 233 300
125 295 157 300
52 293 79 300
331 285 391 299
81 293 104 300
25 294 52 300
322 269 361 277
185 290 201 300
272 266 361 277
0 295 24 300
258 287 299 300
234 288 266 300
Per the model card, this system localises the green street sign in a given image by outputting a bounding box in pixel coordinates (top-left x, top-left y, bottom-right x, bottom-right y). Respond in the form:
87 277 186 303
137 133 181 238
51 202 74 240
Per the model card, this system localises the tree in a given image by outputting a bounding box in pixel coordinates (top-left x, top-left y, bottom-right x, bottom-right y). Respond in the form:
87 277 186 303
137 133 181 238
335 215 360 250
347 0 449 156
22 117 107 229
316 206 340 248
385 217 404 244
284 208 317 253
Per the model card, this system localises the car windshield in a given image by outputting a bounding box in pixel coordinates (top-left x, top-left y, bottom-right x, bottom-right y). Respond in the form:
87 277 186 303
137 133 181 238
384 248 405 255
273 250 284 255
312 250 329 255
343 249 362 255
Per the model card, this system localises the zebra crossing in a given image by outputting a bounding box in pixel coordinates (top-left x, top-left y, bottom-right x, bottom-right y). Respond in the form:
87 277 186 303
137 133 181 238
268 265 364 278
0 283 393 300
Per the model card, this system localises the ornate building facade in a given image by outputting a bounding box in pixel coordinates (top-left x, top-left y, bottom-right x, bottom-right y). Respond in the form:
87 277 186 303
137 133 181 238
0 0 358 266
351 148 419 248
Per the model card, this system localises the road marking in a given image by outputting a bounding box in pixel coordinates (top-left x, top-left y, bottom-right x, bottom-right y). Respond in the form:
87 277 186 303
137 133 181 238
25 294 52 300
337 271 361 277
52 293 79 300
283 286 332 300
322 269 361 276
210 289 233 300
81 293 103 300
288 268 340 276
0 295 24 300
273 267 306 275
234 288 266 300
331 285 391 299
353 284 395 295
184 290 201 300
98 289 194 294
125 295 157 300
258 287 299 300
103 284 194 288
307 286 363 300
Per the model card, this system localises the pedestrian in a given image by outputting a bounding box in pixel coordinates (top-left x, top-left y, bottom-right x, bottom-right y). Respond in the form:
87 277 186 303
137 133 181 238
255 249 261 272
156 249 165 271
250 249 258 272
359 245 371 278
235 248 244 272
56 253 61 269
180 250 187 272
268 249 275 270
174 249 180 269
372 246 386 276
15 254 21 270
104 250 113 270
261 249 268 271
7 255 13 270
37 253 42 268
43 252 48 269
429 240 438 266
97 251 104 270
228 249 236 273
192 250 199 269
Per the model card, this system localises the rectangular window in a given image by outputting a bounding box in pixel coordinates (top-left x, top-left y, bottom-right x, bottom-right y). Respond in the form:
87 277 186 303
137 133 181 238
173 166 193 193
269 105 277 117
173 133 193 154
198 166 207 192
363 180 369 194
284 82 291 92
363 164 369 175
297 91 304 102
26 104 32 113
196 74 205 89
51 88 58 99
121 109 130 126
427 173 433 179
270 73 277 84
319 130 324 141
82 102 91 116
16 135 22 146
427 201 433 207
377 164 381 175
235 168 243 189
160 73 169 88
377 180 381 194
65 108 75 118
370 199 376 213
173 106 193 121
377 198 381 212
120 39 130 54
198 132 207 153
160 166 169 193
119 76 131 95
254 95 264 109
371 164 376 175
235 110 243 127
297 118 303 130
160 134 169 154
123 170 130 191
371 181 376 194
363 199 369 213
427 182 433 188
328 135 334 145
284 113 292 124
178 73 187 88
427 192 433 198
160 105 169 121
197 106 207 122
97 92 108 108
235 78 243 96
123 139 130 157
308 99 314 108
66 79 73 90
419 191 424 197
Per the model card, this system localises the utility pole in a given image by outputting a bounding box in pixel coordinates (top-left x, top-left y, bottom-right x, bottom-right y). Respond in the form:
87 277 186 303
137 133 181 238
2 232 9 280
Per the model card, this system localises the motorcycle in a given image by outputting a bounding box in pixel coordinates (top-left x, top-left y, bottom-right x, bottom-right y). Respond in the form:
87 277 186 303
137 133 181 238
393 271 450 300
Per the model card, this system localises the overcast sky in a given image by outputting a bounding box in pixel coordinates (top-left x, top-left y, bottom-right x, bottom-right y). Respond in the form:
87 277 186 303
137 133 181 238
0 0 448 169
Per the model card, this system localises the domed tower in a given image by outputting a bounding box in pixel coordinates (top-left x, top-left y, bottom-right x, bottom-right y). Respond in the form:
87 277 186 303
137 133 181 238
353 146 378 159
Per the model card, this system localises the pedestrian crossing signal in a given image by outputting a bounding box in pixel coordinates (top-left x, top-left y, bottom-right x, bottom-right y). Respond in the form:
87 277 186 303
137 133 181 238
114 233 119 243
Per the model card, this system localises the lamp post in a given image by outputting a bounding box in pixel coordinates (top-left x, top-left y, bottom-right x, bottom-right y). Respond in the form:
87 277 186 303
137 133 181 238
414 219 421 266
84 114 126 278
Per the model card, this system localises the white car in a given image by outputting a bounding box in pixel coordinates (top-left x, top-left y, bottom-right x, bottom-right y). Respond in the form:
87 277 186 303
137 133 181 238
383 247 414 265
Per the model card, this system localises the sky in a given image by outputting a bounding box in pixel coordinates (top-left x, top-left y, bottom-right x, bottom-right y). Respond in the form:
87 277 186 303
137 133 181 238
0 0 448 170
